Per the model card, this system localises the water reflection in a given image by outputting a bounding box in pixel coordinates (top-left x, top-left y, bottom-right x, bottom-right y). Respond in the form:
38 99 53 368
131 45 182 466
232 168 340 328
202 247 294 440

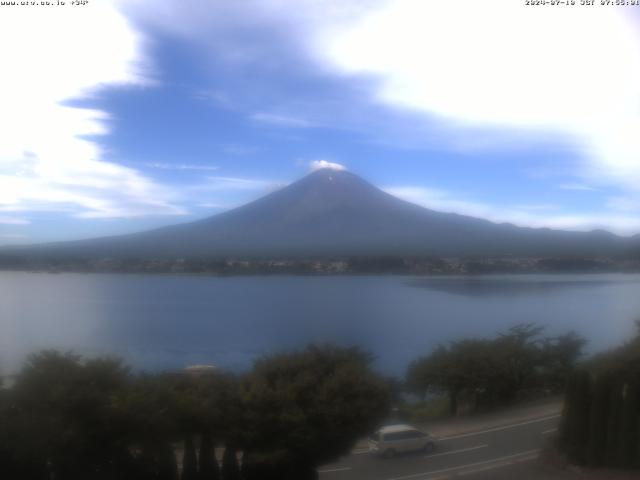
408 274 640 297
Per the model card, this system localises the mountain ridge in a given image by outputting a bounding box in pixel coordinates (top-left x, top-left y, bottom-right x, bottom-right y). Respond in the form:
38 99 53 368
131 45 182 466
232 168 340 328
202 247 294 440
3 169 634 259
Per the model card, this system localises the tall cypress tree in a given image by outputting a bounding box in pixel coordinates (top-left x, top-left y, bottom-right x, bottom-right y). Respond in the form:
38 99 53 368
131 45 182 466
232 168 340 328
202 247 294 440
221 446 240 480
157 442 179 480
605 380 623 467
198 434 219 480
619 381 639 468
240 451 256 480
560 370 591 465
587 372 611 467
182 436 198 480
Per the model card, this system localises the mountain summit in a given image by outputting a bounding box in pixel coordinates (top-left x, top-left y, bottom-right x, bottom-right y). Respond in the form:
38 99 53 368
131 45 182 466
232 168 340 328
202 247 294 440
10 169 631 258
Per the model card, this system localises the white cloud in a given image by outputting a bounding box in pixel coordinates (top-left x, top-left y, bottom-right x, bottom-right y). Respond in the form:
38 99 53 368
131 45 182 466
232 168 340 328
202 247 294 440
129 2 640 199
310 160 347 172
384 185 640 235
313 0 640 198
0 216 30 226
0 1 185 220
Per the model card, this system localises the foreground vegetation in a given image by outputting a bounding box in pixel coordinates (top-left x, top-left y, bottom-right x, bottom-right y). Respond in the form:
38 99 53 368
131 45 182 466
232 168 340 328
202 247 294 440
406 324 585 416
0 345 390 480
3 322 635 478
559 323 640 470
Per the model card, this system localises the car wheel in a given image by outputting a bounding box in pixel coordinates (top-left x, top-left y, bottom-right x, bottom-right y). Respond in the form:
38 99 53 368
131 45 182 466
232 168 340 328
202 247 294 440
423 442 435 454
383 448 397 459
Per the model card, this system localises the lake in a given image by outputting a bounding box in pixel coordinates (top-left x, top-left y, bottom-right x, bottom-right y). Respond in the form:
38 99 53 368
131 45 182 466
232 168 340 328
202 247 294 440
1 272 639 377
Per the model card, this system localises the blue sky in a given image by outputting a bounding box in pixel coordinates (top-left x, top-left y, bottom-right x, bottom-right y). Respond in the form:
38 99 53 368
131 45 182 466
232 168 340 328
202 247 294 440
2 0 640 244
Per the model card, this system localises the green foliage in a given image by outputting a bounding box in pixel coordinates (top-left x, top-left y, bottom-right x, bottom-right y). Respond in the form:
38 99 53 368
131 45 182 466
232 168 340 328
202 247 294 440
182 436 198 480
400 396 450 423
589 321 640 381
559 326 640 470
619 380 640 468
8 351 135 479
198 434 220 480
0 344 390 479
240 345 391 470
587 372 612 467
156 442 179 480
221 446 240 480
559 370 591 465
406 324 584 415
605 380 624 467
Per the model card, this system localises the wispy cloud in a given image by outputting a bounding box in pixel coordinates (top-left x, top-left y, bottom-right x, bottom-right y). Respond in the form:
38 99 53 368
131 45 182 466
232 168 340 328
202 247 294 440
198 176 284 192
513 204 560 212
250 112 317 128
222 144 260 156
558 183 597 192
143 162 219 171
197 202 227 209
0 216 30 225
384 186 494 220
0 234 27 239
384 185 640 235
183 175 284 214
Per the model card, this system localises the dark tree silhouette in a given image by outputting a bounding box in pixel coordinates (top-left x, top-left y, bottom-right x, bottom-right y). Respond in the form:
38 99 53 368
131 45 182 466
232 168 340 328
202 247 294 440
240 345 390 477
182 436 198 480
198 434 219 480
221 446 240 480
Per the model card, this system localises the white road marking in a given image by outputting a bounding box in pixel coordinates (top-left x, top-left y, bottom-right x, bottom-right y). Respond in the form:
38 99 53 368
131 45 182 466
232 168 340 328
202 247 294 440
318 467 352 474
386 449 540 480
437 415 561 441
352 449 370 455
542 428 558 435
456 461 513 476
427 444 488 458
457 452 538 476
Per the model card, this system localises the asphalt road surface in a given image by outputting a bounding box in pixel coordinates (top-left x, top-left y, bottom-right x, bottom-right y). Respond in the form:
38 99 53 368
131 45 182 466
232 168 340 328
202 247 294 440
318 414 560 480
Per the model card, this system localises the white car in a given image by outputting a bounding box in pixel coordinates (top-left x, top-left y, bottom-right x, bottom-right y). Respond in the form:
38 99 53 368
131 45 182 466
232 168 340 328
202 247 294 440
368 424 435 458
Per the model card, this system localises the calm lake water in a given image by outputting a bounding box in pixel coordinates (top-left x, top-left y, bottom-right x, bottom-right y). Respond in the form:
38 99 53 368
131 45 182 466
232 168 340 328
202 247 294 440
2 272 640 376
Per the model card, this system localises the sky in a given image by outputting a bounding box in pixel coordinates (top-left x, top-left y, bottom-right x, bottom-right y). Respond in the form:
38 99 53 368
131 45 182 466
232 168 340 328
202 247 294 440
2 0 640 244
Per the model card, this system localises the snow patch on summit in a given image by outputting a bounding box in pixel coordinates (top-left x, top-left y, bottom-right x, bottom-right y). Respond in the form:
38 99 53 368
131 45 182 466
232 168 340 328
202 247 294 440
310 160 347 172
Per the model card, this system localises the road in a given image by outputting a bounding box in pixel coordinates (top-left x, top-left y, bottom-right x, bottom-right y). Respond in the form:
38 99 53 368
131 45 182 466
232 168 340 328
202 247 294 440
318 413 561 480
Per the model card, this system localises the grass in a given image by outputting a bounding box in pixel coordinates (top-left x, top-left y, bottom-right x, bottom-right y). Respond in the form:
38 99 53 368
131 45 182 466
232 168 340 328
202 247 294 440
400 396 451 423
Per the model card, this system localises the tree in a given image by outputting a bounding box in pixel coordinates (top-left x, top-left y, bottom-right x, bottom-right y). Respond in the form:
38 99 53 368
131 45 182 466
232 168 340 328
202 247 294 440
157 442 180 480
407 325 585 416
9 351 135 480
587 372 612 467
221 446 240 480
559 369 591 465
619 380 639 468
198 434 219 480
493 324 545 402
239 345 390 477
605 379 624 467
182 436 198 480
540 331 586 393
